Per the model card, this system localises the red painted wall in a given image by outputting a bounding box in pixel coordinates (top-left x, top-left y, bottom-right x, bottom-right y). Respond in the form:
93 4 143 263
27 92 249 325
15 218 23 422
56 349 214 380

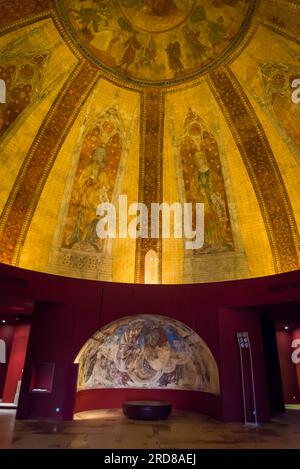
17 296 222 420
0 325 14 398
277 330 300 404
292 329 300 391
218 308 270 422
75 389 221 419
0 263 297 422
2 324 30 403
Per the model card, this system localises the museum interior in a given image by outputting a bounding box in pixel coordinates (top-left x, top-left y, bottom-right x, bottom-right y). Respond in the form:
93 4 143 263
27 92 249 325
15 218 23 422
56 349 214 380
0 0 300 450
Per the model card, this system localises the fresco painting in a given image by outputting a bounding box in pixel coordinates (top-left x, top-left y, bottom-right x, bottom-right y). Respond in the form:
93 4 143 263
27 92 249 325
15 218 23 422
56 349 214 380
0 1 299 284
179 108 234 253
59 0 255 82
77 314 220 394
0 53 47 138
260 62 300 153
62 106 124 254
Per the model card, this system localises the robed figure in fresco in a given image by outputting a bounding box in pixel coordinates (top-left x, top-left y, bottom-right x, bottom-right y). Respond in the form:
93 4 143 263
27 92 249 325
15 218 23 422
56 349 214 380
260 62 300 153
66 147 109 250
180 108 233 253
62 107 123 253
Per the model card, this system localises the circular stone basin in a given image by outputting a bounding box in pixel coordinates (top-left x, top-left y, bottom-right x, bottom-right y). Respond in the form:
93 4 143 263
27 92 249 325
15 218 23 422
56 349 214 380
122 400 172 421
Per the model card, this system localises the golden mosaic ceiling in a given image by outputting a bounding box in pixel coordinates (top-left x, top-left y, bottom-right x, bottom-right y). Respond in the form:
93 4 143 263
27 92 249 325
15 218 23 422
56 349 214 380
0 0 299 285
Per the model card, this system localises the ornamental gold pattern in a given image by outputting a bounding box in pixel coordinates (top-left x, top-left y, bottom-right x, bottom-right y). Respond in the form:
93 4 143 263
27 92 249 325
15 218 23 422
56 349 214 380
0 62 100 264
209 66 300 272
135 90 164 283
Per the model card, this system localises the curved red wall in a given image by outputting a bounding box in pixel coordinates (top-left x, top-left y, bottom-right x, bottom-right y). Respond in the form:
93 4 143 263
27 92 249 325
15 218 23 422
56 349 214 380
75 389 221 419
277 329 300 404
0 263 297 422
2 324 30 403
0 325 14 398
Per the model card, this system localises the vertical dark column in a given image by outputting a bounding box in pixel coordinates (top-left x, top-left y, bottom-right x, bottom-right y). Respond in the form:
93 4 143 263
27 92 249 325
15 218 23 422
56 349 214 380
261 317 285 413
135 89 164 283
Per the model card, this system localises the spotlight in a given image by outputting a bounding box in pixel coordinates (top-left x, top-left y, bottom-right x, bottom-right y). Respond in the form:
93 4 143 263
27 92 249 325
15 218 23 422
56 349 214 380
284 326 289 330
1 320 6 324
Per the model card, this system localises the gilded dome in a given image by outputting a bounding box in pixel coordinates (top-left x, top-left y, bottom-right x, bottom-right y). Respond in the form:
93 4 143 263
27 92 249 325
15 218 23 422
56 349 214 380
0 0 299 284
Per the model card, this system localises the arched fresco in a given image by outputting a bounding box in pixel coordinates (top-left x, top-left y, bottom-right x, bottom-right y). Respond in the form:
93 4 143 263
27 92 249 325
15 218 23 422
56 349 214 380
76 314 220 394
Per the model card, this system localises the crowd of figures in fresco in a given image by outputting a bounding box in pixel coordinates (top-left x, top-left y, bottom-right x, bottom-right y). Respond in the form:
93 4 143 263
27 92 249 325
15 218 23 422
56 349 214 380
62 0 253 82
77 315 220 393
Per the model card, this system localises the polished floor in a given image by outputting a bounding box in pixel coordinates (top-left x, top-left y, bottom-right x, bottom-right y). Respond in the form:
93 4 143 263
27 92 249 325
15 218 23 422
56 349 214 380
0 409 300 449
286 404 300 410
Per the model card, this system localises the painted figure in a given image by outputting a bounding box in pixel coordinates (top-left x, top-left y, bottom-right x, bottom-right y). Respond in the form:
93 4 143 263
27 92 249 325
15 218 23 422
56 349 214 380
207 16 227 53
182 25 211 60
261 62 300 152
63 107 123 252
180 108 233 252
67 148 109 250
118 32 142 71
166 41 184 75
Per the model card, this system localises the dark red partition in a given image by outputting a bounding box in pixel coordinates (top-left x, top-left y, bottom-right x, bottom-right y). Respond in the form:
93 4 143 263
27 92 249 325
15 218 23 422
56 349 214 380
0 262 297 422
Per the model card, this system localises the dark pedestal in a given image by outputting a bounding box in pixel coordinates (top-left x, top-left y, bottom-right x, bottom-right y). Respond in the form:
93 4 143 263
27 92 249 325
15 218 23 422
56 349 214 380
122 400 172 421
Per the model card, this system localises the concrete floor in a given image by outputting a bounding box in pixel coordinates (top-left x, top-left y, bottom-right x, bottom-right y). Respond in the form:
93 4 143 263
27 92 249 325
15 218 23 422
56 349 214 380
0 409 299 449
